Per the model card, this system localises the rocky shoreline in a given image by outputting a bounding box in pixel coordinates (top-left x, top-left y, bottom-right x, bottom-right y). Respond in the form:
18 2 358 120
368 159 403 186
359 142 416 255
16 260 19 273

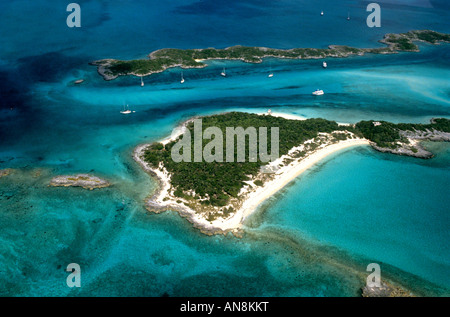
49 174 110 190
371 129 450 159
89 59 123 81
89 58 208 81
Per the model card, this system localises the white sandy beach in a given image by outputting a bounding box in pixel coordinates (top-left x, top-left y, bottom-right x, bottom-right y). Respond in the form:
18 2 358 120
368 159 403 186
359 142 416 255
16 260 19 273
212 138 370 231
261 111 306 121
133 112 370 234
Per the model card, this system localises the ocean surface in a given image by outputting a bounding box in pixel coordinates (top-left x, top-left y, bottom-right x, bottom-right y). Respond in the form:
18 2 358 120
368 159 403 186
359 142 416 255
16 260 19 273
0 0 449 296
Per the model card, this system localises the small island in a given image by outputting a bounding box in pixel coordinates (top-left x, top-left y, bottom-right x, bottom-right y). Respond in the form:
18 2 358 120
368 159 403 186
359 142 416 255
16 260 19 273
49 174 110 190
134 112 449 236
91 30 450 81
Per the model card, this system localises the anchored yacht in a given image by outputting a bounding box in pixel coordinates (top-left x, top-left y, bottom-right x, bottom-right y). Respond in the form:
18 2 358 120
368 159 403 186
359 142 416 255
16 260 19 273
312 89 324 96
120 105 132 114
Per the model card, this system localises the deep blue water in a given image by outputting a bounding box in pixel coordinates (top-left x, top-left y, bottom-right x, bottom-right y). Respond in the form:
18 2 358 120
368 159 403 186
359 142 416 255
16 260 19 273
0 0 449 296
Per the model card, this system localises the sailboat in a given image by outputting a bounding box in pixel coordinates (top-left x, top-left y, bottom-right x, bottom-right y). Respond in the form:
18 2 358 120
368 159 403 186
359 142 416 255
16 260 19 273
268 65 274 78
120 104 132 115
221 67 226 77
181 72 185 84
321 11 324 16
140 76 144 87
347 12 350 20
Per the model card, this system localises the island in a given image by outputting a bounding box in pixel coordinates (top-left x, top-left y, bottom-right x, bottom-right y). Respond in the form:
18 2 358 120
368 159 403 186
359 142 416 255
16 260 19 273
49 174 110 190
134 112 450 236
91 30 450 81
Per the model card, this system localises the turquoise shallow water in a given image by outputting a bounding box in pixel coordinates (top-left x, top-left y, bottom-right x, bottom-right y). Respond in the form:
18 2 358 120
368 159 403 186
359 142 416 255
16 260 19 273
247 144 450 290
0 0 449 296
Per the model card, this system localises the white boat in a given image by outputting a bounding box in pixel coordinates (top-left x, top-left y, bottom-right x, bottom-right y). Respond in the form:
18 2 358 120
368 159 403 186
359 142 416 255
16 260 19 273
347 12 350 20
321 11 324 16
268 65 273 77
181 72 185 84
120 105 132 114
312 89 324 96
221 67 226 77
322 61 327 68
140 76 144 87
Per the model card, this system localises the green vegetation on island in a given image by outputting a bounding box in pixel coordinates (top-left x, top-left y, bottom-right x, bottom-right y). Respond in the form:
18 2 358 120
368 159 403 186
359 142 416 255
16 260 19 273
142 113 450 207
91 30 450 80
356 118 450 149
143 112 348 206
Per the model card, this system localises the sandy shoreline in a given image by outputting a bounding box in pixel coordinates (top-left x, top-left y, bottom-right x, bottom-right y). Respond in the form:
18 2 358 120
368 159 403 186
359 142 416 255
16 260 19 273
226 138 370 228
133 113 370 235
